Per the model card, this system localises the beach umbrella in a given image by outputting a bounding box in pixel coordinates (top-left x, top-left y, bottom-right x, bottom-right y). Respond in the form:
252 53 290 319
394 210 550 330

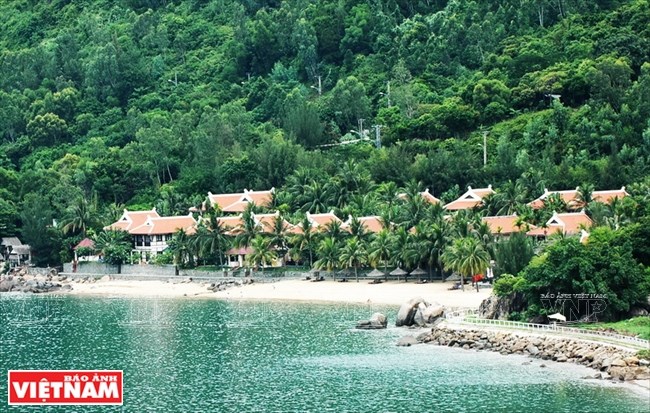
367 268 385 278
548 313 566 322
445 273 461 282
410 267 426 281
390 267 408 282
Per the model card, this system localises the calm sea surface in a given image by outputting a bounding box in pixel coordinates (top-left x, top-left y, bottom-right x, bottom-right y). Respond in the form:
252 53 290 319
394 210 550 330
0 294 647 412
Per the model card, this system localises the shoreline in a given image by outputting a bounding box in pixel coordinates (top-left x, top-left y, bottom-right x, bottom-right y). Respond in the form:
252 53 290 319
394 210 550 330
62 277 493 307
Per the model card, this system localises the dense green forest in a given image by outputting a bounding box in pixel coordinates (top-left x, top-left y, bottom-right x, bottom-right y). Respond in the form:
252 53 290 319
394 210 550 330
1 0 650 275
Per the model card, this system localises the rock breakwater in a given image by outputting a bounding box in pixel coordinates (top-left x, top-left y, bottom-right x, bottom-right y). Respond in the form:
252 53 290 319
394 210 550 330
419 326 650 381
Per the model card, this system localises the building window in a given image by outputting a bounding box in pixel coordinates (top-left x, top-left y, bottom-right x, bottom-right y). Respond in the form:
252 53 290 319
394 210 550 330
156 235 163 242
144 236 151 247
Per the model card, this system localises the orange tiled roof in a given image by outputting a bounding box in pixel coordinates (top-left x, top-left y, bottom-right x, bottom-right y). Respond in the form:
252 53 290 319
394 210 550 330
104 209 160 232
482 214 535 235
342 216 384 234
208 188 274 213
526 211 593 237
444 185 494 210
307 211 342 228
398 188 440 205
528 187 628 209
253 212 292 233
130 214 197 235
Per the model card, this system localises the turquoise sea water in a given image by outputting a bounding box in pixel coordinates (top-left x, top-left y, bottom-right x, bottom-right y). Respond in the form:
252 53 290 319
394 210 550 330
0 294 648 412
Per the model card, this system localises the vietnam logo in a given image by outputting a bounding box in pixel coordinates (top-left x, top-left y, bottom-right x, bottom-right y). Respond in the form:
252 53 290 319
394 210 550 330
8 370 123 405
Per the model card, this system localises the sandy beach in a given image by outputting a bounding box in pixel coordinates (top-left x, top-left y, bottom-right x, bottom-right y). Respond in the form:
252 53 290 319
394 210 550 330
68 278 491 307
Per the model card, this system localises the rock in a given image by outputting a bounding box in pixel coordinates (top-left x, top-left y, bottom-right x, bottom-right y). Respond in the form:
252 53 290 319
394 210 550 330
628 307 648 317
608 366 626 380
623 356 639 366
610 358 626 367
639 359 650 366
99 275 111 282
422 303 445 323
356 313 388 330
0 278 17 292
413 306 426 327
395 297 428 327
397 336 419 347
633 366 650 380
526 344 540 356
539 364 546 368
556 355 568 363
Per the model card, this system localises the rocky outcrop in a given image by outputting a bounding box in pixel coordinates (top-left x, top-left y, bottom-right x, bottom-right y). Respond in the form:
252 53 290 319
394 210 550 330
478 293 526 320
421 326 650 381
206 277 253 292
0 274 69 293
396 298 445 327
356 313 388 330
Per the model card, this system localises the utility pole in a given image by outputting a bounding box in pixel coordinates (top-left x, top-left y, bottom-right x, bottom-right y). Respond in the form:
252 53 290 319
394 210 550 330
311 75 322 96
482 130 488 166
168 72 178 87
380 81 391 107
372 124 382 149
357 118 365 138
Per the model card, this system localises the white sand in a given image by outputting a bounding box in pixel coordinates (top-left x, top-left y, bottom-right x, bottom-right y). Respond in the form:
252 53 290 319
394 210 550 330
67 278 491 307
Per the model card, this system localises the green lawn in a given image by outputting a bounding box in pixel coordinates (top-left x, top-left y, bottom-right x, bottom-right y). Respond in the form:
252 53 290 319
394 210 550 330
576 317 650 340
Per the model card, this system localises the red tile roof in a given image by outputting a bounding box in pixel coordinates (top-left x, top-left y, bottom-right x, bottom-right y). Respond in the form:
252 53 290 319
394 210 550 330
528 187 628 209
208 189 274 213
444 186 494 210
253 212 292 233
130 214 197 235
342 216 384 233
74 238 95 250
526 211 593 237
104 209 160 232
398 188 440 205
482 214 535 235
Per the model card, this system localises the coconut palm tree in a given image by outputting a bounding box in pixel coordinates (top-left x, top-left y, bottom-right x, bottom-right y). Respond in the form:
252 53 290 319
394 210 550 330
168 229 195 273
247 235 277 272
441 237 490 291
290 216 318 267
369 229 391 281
234 204 261 248
347 216 370 241
267 214 290 258
314 236 340 276
390 226 419 272
192 215 230 266
339 237 368 282
94 230 131 274
61 196 100 237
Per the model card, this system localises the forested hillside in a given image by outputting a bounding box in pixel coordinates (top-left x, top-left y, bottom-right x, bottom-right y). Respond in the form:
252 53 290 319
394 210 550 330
1 0 650 265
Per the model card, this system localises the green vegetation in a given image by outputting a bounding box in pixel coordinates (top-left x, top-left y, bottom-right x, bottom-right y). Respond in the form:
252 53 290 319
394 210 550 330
0 1 649 320
578 317 650 340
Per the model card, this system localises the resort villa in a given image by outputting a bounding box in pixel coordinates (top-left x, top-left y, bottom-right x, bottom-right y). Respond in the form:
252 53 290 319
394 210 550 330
105 209 197 262
1 237 32 267
288 211 343 234
207 188 274 213
398 188 441 205
341 216 385 233
526 211 593 238
481 214 537 236
527 186 628 210
444 185 495 210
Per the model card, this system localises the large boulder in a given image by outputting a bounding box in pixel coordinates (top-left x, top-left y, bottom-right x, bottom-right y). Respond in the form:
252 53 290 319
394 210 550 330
478 293 526 320
0 278 17 292
396 298 445 327
356 313 388 330
396 336 419 347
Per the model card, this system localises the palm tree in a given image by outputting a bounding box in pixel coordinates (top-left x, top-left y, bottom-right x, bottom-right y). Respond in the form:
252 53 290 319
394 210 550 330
339 237 368 282
369 229 391 281
301 181 333 213
577 184 594 208
390 227 418 274
247 236 277 272
442 237 490 291
314 236 340 276
61 196 100 237
94 230 131 274
324 219 344 240
234 204 261 248
192 215 230 266
290 216 318 267
347 216 369 241
267 214 290 260
168 229 195 273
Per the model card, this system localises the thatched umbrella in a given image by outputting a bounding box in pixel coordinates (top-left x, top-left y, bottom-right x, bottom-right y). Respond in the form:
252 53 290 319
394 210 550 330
410 267 427 282
390 267 408 282
367 268 386 282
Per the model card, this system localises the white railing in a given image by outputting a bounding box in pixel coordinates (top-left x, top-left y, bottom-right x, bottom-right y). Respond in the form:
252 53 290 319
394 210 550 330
444 309 649 348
